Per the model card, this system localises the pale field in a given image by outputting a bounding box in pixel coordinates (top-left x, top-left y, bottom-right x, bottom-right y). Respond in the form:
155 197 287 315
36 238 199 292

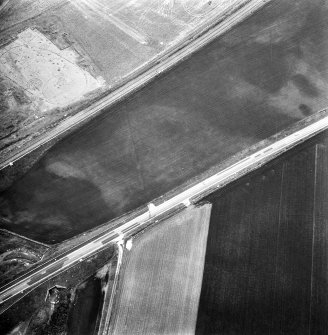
110 204 212 335
0 0 249 159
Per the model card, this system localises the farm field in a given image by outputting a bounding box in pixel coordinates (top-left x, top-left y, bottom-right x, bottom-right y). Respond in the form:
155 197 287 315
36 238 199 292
108 130 328 334
196 130 328 334
3 127 328 334
3 0 328 333
110 204 211 335
2 0 328 243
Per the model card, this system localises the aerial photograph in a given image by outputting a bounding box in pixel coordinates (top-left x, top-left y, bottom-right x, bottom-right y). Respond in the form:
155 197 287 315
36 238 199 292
1 0 328 334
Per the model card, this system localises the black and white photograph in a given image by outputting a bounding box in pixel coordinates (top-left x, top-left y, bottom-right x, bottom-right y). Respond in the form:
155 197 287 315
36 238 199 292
1 0 328 334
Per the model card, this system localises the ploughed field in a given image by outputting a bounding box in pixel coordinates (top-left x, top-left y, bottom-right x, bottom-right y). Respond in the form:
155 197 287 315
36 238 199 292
2 0 328 244
110 205 211 335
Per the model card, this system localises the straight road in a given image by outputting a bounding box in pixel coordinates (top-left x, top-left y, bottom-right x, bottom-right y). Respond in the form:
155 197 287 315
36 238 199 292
1 112 328 311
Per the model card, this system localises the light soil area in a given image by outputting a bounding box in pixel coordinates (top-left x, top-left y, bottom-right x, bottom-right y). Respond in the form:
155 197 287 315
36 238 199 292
110 204 211 335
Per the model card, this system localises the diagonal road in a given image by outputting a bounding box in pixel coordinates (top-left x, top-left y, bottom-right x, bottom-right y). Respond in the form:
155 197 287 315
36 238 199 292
1 110 328 312
0 0 272 171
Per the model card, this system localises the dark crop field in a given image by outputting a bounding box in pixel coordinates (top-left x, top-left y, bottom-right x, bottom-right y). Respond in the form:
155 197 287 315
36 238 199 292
196 131 328 334
1 0 328 243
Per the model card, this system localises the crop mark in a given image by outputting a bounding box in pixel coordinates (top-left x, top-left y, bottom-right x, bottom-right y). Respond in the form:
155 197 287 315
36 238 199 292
70 0 148 45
